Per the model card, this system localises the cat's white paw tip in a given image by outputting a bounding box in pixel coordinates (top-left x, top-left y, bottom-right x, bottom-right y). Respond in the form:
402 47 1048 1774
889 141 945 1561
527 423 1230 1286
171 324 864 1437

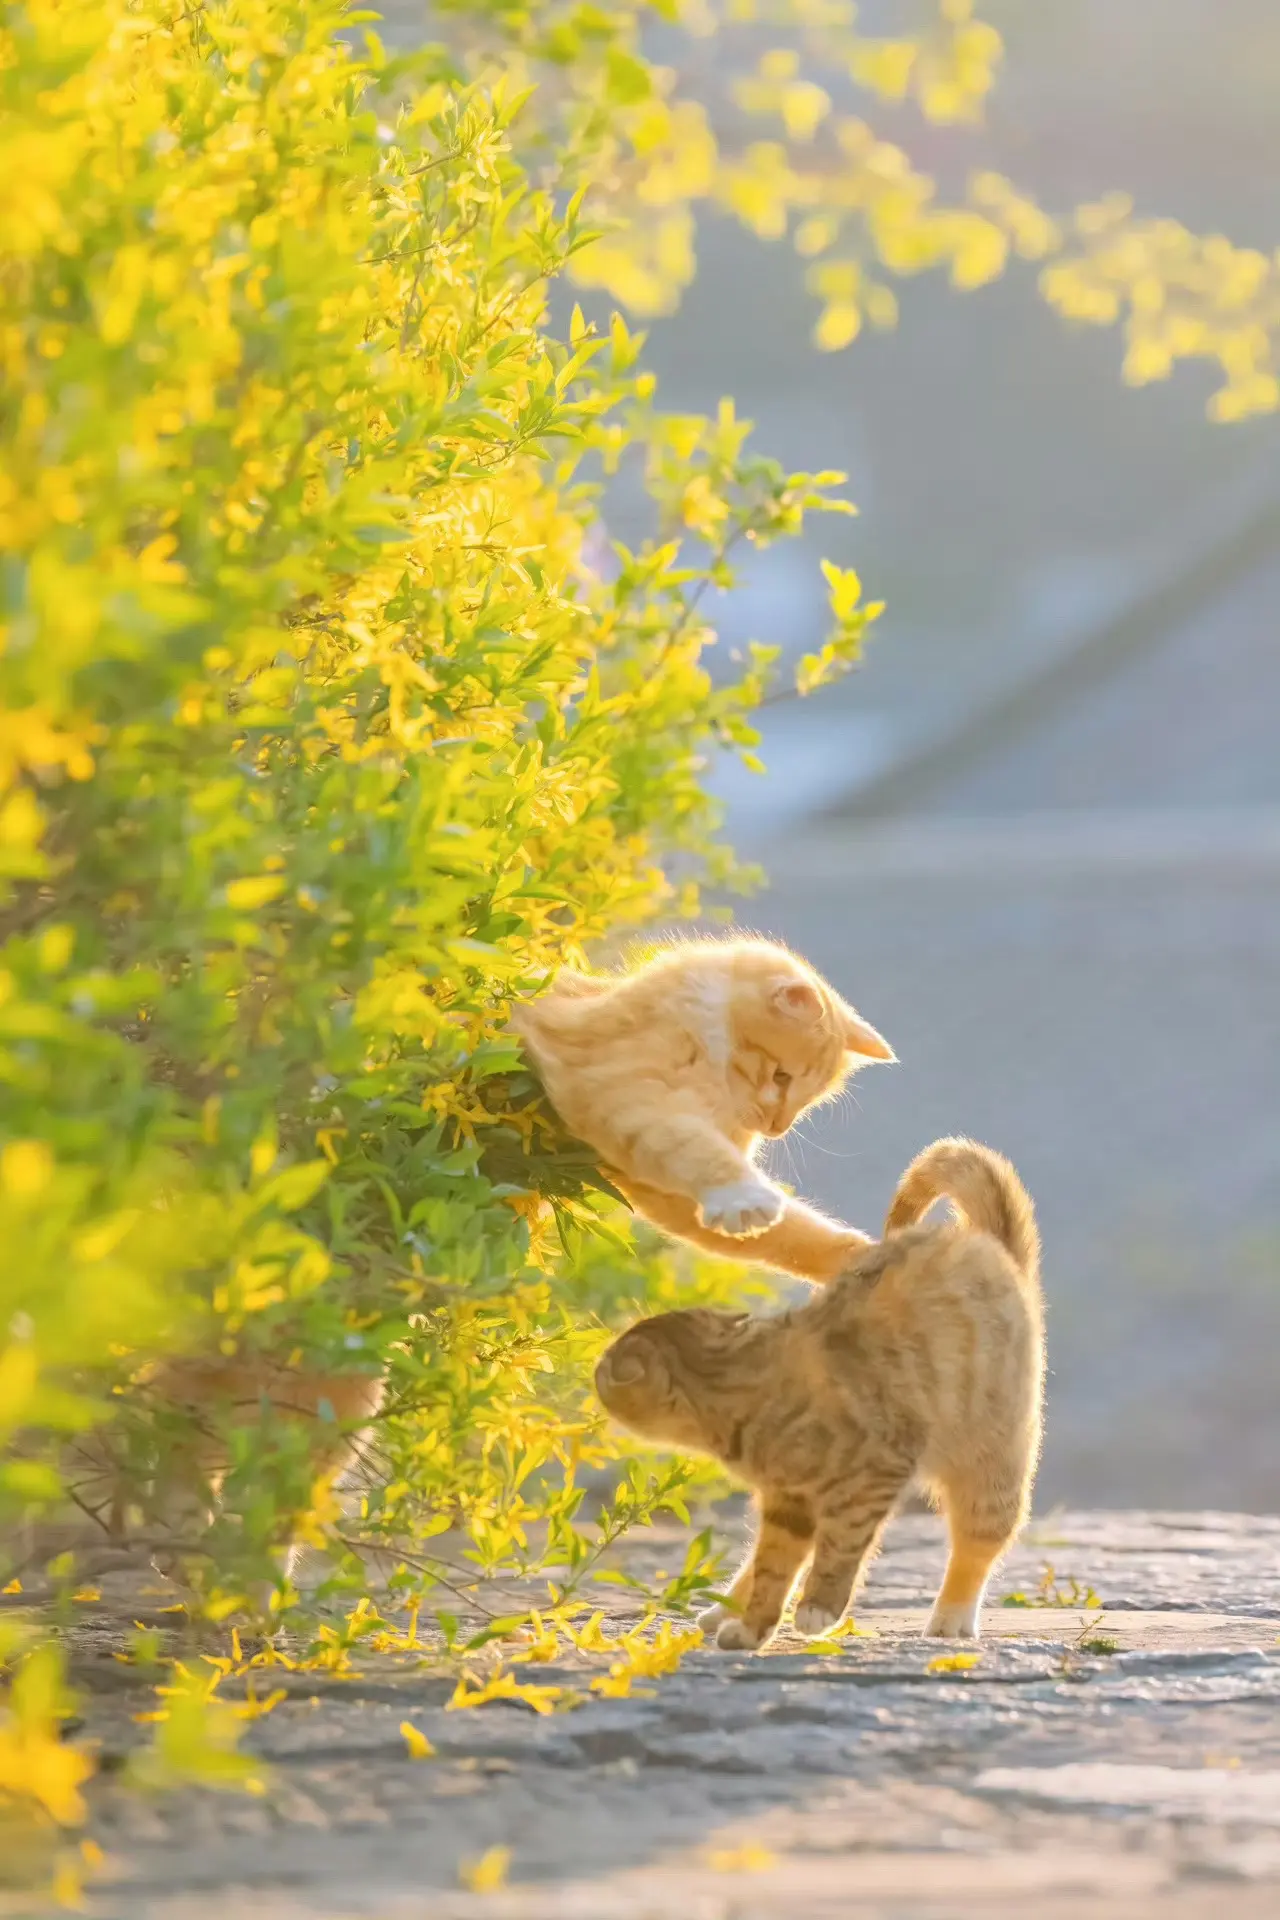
698 1179 785 1237
715 1618 763 1652
697 1603 730 1632
794 1602 840 1638
925 1602 981 1639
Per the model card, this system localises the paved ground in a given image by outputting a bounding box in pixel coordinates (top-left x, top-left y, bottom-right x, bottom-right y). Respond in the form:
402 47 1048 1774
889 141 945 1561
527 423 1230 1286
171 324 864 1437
50 1510 1280 1919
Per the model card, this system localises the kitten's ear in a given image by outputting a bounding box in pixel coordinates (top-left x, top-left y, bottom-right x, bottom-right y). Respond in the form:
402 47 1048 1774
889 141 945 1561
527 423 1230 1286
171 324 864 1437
771 978 824 1022
842 1008 896 1063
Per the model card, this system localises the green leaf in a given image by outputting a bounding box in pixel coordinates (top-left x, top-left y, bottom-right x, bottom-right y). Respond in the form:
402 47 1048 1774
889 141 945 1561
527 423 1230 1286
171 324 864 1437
605 48 652 105
253 1162 332 1214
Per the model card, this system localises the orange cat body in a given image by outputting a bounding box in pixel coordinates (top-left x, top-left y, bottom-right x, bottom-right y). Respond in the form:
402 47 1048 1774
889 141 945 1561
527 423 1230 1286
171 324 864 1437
595 1138 1044 1648
512 938 893 1277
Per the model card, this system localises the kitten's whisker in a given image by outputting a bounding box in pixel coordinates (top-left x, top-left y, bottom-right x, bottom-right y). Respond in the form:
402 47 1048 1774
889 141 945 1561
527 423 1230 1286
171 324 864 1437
792 1129 861 1159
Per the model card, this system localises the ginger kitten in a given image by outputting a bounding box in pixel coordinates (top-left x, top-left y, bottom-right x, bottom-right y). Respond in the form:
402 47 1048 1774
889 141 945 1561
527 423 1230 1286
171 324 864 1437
595 1138 1043 1648
512 938 893 1279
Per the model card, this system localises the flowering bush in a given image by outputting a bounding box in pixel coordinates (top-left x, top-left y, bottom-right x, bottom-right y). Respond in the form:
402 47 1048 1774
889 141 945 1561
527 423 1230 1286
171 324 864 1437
0 0 876 1666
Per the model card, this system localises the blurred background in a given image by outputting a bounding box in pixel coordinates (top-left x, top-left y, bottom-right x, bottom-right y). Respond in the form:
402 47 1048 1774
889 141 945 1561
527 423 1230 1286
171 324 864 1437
398 1 1280 1509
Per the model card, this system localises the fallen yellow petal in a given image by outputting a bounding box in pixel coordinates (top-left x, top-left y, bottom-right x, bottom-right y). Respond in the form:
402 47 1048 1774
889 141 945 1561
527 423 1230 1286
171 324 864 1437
400 1720 436 1760
926 1651 982 1673
459 1845 510 1892
706 1843 777 1872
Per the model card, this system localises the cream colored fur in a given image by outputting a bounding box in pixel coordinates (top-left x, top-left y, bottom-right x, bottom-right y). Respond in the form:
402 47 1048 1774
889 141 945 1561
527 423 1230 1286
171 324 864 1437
512 937 894 1277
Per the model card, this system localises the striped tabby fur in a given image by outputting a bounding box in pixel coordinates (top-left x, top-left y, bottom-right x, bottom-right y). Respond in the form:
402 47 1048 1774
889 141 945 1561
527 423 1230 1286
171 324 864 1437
595 1138 1043 1648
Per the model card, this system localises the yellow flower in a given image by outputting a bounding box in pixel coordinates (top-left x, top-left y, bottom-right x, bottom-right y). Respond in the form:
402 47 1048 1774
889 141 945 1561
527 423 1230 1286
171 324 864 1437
0 1647 94 1828
459 1846 510 1893
926 1651 981 1673
399 1721 436 1761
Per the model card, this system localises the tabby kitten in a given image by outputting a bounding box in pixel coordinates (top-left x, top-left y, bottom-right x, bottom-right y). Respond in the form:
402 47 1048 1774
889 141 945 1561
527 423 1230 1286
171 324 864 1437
512 938 893 1279
595 1137 1043 1647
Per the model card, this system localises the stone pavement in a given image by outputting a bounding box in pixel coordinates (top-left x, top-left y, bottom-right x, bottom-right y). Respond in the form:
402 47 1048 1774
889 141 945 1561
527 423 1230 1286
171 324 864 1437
60 1510 1280 1919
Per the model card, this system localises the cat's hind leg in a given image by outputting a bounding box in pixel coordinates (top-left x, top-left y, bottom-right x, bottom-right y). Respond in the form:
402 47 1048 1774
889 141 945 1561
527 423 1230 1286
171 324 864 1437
926 1454 1033 1639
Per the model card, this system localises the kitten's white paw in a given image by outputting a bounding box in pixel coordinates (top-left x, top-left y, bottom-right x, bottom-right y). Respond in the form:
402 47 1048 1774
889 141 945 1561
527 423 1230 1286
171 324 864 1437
697 1602 731 1633
697 1177 785 1237
794 1602 840 1638
715 1617 764 1652
925 1600 981 1639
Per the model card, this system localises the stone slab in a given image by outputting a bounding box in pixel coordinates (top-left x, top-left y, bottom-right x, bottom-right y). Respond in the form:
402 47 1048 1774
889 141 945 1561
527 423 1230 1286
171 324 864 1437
35 1510 1280 1920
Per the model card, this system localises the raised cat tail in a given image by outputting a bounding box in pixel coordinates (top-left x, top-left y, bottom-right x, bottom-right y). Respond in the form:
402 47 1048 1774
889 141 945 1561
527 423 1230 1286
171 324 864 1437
883 1137 1039 1284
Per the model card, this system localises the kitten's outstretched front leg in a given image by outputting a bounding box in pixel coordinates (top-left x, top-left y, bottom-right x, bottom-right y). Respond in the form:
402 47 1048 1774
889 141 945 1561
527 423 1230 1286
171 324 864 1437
609 1113 785 1237
615 1176 872 1284
714 1495 814 1651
